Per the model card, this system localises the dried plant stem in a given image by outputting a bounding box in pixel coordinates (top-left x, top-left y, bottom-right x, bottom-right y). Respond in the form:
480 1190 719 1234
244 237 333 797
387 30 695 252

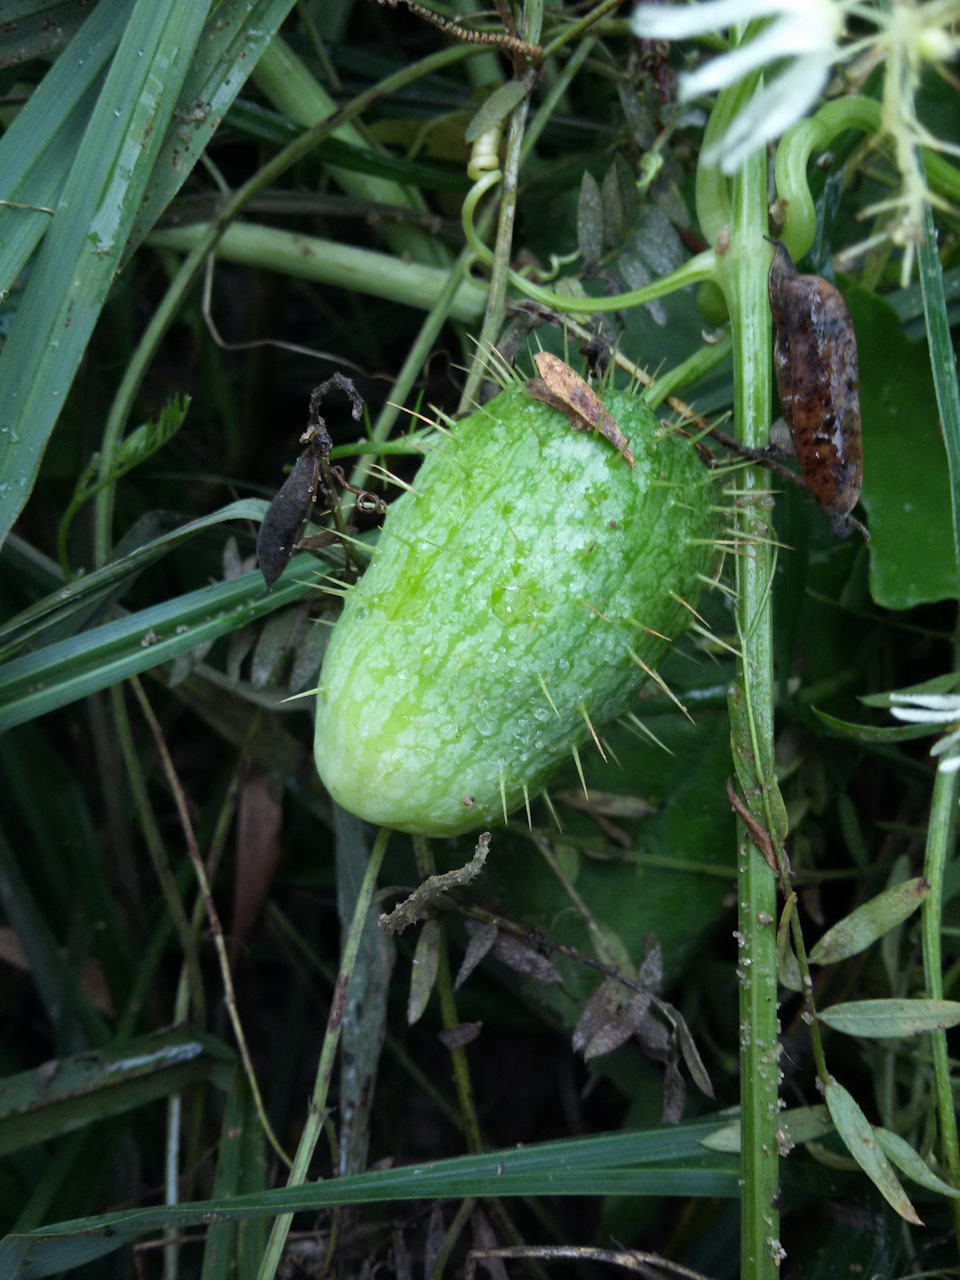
128 677 290 1170
412 836 484 1155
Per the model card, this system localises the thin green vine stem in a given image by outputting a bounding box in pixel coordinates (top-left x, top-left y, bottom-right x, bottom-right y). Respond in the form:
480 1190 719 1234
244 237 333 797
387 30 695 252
922 762 960 1242
916 177 960 596
713 121 781 1280
539 0 620 61
90 40 483 570
459 0 542 411
256 826 391 1280
345 226 494 504
109 683 206 1023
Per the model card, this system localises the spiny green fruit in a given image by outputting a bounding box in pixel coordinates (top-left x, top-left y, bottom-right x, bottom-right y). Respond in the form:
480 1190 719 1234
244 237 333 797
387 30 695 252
314 381 721 836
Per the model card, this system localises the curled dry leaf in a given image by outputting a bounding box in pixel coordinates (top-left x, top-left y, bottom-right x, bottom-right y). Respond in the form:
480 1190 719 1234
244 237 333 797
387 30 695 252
526 352 635 468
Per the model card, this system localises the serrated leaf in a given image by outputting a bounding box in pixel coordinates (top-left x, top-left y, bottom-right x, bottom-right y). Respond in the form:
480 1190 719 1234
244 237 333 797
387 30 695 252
407 919 440 1025
809 878 929 965
825 1078 922 1224
464 75 533 143
819 998 960 1039
874 1127 960 1197
577 170 603 267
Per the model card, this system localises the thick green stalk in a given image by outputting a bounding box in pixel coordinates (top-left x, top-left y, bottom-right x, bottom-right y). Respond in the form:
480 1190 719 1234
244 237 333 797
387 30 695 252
714 140 781 1279
922 762 960 1245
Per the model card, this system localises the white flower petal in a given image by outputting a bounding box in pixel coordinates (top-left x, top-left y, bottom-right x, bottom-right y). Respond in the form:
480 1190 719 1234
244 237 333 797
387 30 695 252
890 706 959 724
937 755 960 773
678 13 836 99
889 692 960 710
631 0 791 40
930 728 960 756
701 57 829 171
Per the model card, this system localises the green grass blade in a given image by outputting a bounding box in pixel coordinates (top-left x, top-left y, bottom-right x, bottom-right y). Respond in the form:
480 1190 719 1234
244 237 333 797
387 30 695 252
0 1121 739 1279
124 0 298 259
0 0 135 288
0 0 213 547
0 1029 234 1157
0 498 269 662
0 551 321 728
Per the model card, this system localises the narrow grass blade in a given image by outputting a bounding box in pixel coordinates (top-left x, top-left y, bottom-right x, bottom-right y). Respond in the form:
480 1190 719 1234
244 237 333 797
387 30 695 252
0 1028 234 1157
0 0 213 546
0 0 135 289
0 552 321 728
0 1120 739 1279
0 498 269 662
124 0 298 259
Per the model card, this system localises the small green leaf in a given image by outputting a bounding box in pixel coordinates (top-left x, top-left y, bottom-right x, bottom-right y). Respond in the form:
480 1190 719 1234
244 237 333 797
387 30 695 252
875 1127 960 1198
464 74 533 143
407 919 440 1024
809 878 929 965
811 707 935 744
819 998 960 1039
825 1078 922 1224
600 155 639 250
577 170 603 267
699 1104 832 1154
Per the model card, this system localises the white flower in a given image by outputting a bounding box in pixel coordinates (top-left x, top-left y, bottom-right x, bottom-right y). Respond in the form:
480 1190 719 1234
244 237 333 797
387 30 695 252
631 0 845 173
890 692 960 773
